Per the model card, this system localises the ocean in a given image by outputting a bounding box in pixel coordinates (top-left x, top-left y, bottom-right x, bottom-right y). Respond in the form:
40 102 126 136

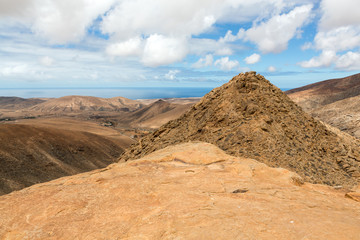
0 87 214 100
0 87 291 100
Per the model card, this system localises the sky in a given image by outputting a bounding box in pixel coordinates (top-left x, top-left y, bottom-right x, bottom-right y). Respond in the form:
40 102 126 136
0 0 360 90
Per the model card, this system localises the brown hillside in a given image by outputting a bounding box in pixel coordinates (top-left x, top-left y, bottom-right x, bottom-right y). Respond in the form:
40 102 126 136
0 124 133 195
0 97 45 110
310 95 360 138
1 142 360 239
118 99 194 129
28 95 143 112
286 73 360 111
129 100 175 123
122 72 360 187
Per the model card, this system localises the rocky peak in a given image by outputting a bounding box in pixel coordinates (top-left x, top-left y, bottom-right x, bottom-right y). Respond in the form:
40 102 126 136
121 72 360 188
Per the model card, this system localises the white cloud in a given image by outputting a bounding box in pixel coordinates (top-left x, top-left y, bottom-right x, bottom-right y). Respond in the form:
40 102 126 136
313 26 360 52
267 66 277 72
299 1 360 70
301 42 313 50
215 47 233 56
106 37 143 57
244 53 261 64
189 38 235 56
218 0 299 23
0 63 30 76
165 70 180 80
192 54 214 68
0 0 116 44
319 0 360 31
1 0 292 45
39 56 54 66
301 50 360 71
105 33 233 66
89 72 99 80
220 30 238 43
299 50 337 68
141 34 188 67
219 29 245 43
0 0 35 16
100 0 309 42
0 31 154 86
0 0 318 71
214 57 239 71
335 51 360 70
244 4 313 53
101 0 219 40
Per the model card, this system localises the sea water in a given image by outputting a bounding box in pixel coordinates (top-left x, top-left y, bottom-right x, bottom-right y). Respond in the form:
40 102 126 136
0 87 214 99
0 87 291 99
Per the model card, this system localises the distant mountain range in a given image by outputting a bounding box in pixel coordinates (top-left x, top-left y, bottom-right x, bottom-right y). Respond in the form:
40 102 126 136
0 95 198 130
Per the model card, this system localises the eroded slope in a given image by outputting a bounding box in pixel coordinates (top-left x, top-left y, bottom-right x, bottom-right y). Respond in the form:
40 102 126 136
0 124 133 195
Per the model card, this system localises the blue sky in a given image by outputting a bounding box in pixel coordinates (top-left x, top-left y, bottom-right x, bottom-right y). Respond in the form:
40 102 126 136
0 0 359 90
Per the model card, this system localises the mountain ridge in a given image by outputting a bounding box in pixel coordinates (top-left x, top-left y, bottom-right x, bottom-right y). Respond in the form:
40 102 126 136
28 95 144 112
286 73 360 111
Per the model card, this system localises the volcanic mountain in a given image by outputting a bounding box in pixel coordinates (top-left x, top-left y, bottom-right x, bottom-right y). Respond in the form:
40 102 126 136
286 73 360 111
0 123 133 195
28 95 143 113
122 72 360 187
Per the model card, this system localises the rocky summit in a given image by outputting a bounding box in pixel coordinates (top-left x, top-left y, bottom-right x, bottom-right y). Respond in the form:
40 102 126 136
1 142 360 239
122 72 360 188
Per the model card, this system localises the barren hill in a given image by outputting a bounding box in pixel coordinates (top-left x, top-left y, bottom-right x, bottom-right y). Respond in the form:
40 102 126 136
28 95 143 112
122 72 360 187
0 123 133 195
286 73 360 111
118 99 194 129
1 142 360 239
0 97 45 110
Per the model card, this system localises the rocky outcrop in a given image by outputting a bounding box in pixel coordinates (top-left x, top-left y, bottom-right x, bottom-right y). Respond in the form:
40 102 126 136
122 72 360 187
1 142 360 239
